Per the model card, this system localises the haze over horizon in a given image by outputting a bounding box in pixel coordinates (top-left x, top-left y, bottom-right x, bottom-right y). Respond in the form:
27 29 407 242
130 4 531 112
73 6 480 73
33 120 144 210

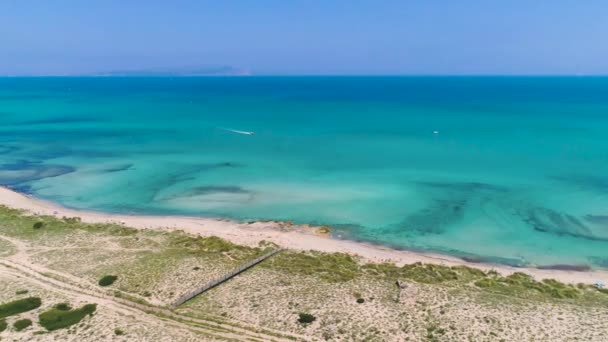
2 0 608 76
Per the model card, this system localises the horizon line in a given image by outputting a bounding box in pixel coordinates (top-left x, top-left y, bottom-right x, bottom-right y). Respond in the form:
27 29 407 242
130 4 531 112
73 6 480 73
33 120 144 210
1 74 608 78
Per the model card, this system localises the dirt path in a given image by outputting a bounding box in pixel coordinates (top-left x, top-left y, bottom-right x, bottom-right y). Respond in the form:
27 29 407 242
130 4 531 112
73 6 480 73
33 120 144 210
0 239 307 342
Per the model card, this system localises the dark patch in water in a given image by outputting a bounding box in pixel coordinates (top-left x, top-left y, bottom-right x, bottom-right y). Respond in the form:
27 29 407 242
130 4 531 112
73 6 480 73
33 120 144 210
520 207 607 241
101 163 133 173
416 181 508 192
0 161 76 185
537 264 591 272
214 162 241 168
442 250 528 267
158 185 254 203
6 184 34 194
168 162 243 183
193 161 241 171
396 199 467 235
146 162 246 203
584 215 608 226
587 256 608 268
0 145 20 154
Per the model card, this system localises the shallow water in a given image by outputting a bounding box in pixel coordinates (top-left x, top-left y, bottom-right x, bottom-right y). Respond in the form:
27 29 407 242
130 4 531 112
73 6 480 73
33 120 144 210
2 76 608 268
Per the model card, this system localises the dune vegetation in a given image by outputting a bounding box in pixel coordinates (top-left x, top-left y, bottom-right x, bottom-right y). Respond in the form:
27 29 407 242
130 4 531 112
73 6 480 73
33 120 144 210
1 205 608 340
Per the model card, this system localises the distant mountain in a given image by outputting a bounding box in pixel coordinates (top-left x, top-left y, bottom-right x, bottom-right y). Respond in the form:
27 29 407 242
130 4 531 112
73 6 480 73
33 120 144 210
91 65 250 77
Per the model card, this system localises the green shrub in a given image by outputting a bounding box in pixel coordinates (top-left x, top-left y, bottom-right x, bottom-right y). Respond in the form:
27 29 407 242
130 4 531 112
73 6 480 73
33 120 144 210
298 313 316 324
13 319 32 331
54 303 71 311
15 290 28 295
114 328 125 335
98 275 118 287
356 298 365 304
0 319 7 332
0 297 42 319
33 222 44 229
39 303 97 331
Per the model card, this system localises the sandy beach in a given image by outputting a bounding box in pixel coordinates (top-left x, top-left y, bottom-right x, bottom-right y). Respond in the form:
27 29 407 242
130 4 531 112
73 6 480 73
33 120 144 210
1 186 606 285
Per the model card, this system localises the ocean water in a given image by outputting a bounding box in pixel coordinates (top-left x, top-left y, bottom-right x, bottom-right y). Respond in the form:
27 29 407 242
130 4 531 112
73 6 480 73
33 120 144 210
2 76 608 268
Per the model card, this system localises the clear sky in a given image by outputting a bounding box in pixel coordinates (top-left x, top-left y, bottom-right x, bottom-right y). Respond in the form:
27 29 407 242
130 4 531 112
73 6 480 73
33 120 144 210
1 0 607 75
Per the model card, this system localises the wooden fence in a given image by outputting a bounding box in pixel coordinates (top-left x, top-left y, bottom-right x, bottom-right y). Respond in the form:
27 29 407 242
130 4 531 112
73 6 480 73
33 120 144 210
172 248 283 307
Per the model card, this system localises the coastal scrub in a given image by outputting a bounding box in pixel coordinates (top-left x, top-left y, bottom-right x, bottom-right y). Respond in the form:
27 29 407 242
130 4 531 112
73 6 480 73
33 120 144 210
98 275 118 287
298 313 316 324
0 297 42 319
13 318 32 331
39 303 97 331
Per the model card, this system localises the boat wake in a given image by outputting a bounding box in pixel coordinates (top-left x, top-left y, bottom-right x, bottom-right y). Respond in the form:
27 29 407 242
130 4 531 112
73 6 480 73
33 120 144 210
220 128 255 135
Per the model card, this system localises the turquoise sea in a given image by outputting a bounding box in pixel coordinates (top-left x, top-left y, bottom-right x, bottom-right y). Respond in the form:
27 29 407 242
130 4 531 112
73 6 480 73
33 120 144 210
2 77 608 268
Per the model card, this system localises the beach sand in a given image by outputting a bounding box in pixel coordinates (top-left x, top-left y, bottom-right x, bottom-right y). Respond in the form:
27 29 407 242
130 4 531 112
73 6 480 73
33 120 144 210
1 186 606 285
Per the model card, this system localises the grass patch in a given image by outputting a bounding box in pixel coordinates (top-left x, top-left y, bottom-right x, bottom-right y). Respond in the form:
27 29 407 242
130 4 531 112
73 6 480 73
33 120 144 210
15 289 28 295
0 319 6 332
595 287 608 295
168 233 262 260
0 205 137 241
99 275 118 287
0 297 42 319
267 253 484 284
474 272 581 299
362 262 459 284
263 251 360 282
450 265 486 278
474 278 497 288
13 318 32 331
39 303 97 331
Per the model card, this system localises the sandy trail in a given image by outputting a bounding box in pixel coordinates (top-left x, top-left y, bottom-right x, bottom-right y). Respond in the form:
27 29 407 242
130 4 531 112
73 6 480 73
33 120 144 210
1 186 607 285
0 255 305 342
0 233 305 341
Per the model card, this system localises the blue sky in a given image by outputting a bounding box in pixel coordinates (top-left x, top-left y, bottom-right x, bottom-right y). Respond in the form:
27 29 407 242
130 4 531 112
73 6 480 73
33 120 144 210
1 0 607 75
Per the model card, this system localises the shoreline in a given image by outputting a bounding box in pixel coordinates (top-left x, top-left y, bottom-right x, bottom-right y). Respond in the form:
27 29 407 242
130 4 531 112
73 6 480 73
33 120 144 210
1 186 606 285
